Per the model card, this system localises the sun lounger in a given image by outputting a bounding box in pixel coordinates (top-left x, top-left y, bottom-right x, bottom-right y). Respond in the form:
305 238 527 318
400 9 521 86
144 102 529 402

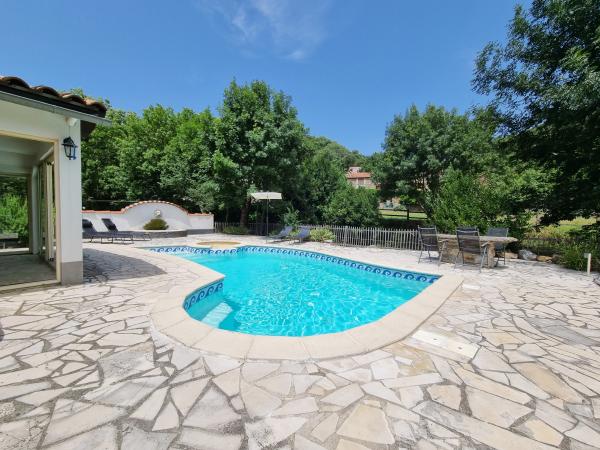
82 219 133 244
294 226 310 243
102 218 150 241
267 226 293 241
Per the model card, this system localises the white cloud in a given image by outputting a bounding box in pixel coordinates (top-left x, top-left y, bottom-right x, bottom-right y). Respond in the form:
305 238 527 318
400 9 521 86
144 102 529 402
195 0 332 60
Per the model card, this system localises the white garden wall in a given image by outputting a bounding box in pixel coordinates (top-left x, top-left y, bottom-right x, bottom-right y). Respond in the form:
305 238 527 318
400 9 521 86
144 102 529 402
83 201 213 232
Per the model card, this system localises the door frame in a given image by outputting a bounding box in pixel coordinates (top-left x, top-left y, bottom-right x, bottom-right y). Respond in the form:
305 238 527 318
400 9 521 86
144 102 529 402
0 128 60 289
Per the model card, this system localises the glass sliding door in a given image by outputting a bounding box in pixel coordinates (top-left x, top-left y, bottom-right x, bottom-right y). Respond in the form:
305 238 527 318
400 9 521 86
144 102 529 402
38 156 56 266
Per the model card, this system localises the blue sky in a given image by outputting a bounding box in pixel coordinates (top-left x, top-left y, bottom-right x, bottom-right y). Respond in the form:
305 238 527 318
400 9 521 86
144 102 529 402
2 0 523 154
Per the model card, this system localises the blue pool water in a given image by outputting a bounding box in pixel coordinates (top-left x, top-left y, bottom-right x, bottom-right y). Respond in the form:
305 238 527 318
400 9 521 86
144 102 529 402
167 246 437 337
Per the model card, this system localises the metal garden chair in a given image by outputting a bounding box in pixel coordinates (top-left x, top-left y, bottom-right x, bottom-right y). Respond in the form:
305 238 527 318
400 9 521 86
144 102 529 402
418 226 447 265
486 227 509 266
455 229 488 271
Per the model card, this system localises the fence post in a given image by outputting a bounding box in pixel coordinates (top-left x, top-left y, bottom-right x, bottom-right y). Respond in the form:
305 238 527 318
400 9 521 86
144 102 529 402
343 226 348 247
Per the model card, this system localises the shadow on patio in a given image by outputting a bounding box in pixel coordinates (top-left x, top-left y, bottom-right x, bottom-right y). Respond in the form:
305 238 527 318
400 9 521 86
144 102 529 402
83 247 166 281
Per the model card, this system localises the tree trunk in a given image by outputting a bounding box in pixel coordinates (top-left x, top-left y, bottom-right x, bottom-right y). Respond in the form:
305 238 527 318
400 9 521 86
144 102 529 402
240 197 251 227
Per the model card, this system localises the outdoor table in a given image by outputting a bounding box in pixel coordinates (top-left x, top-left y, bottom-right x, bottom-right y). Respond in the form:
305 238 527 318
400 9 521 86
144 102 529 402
436 233 518 268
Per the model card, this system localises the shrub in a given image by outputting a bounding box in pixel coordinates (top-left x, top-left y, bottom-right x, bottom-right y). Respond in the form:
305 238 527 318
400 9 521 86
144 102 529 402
323 186 380 227
309 228 335 242
558 242 590 271
559 224 600 271
222 225 249 235
282 207 300 230
430 168 532 239
143 218 169 230
0 194 28 245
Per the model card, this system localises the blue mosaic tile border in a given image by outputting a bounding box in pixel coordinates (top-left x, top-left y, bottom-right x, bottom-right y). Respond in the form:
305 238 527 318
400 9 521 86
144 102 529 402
147 245 439 284
242 246 438 283
147 246 239 255
183 280 224 311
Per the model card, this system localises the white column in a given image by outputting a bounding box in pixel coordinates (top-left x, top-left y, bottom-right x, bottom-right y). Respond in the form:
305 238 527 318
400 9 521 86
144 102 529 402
54 121 83 284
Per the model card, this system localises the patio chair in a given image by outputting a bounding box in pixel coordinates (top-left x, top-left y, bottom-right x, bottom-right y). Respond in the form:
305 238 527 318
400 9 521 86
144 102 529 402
457 226 479 233
455 229 488 271
417 226 447 265
82 219 115 244
267 226 293 242
102 218 150 241
293 226 310 243
486 227 509 266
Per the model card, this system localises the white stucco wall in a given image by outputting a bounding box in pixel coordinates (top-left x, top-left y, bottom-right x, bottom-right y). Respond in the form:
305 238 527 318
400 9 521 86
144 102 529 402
83 201 213 231
0 100 83 284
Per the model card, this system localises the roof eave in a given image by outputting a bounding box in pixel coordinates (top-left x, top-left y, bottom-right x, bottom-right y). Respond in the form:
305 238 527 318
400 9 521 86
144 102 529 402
0 86 111 138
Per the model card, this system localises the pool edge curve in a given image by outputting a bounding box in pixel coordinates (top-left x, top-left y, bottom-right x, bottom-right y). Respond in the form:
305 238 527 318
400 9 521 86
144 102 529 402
142 244 463 360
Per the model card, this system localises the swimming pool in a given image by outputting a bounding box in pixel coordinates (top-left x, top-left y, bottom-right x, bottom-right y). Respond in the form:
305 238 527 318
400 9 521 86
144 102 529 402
151 246 438 337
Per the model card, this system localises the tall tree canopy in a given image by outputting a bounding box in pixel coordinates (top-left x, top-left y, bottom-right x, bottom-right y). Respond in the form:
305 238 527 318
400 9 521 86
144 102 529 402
159 108 216 211
294 138 348 223
304 136 368 170
213 80 307 225
81 108 131 207
473 0 600 223
373 104 496 215
79 79 378 225
118 105 181 200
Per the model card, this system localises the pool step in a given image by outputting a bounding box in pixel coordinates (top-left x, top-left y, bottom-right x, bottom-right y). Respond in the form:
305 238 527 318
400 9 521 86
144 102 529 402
202 302 234 327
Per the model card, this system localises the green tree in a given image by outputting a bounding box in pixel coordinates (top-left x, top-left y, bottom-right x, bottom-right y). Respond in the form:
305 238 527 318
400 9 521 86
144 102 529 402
373 104 496 216
473 0 600 223
78 79 376 223
213 80 307 225
118 105 181 200
0 176 27 197
323 186 380 227
0 194 28 245
81 108 131 208
294 141 348 223
159 108 217 210
430 163 550 239
304 136 367 170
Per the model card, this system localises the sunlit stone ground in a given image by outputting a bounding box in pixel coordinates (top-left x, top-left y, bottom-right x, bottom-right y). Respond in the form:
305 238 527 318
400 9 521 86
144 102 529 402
0 234 599 449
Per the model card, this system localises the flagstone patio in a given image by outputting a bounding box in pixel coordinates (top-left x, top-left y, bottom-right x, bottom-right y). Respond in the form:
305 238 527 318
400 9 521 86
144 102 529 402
0 234 599 450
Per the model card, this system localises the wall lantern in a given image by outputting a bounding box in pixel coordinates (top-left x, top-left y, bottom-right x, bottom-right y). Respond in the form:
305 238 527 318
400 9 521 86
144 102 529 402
62 137 78 160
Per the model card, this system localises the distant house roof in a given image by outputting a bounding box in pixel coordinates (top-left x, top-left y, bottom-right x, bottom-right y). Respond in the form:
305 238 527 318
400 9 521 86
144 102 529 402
0 75 109 137
346 171 372 179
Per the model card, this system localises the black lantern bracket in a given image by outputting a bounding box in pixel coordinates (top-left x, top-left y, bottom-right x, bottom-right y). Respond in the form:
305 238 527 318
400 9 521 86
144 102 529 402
62 136 78 160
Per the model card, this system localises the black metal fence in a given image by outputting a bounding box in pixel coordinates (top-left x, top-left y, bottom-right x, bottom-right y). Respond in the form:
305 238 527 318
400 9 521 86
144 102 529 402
212 222 600 258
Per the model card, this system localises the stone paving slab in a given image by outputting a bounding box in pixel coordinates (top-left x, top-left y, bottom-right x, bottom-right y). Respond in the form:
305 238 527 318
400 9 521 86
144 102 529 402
0 235 599 449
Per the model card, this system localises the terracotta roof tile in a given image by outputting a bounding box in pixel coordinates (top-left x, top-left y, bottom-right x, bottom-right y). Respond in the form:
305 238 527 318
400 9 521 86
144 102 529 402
346 172 372 179
0 75 107 116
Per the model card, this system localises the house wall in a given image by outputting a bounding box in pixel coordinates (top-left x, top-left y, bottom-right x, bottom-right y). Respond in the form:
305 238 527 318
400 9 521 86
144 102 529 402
0 101 83 284
348 177 376 189
83 201 214 232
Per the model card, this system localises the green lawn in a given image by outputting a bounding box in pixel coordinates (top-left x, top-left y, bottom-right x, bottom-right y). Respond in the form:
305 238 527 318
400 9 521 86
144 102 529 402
379 209 428 220
534 216 596 236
